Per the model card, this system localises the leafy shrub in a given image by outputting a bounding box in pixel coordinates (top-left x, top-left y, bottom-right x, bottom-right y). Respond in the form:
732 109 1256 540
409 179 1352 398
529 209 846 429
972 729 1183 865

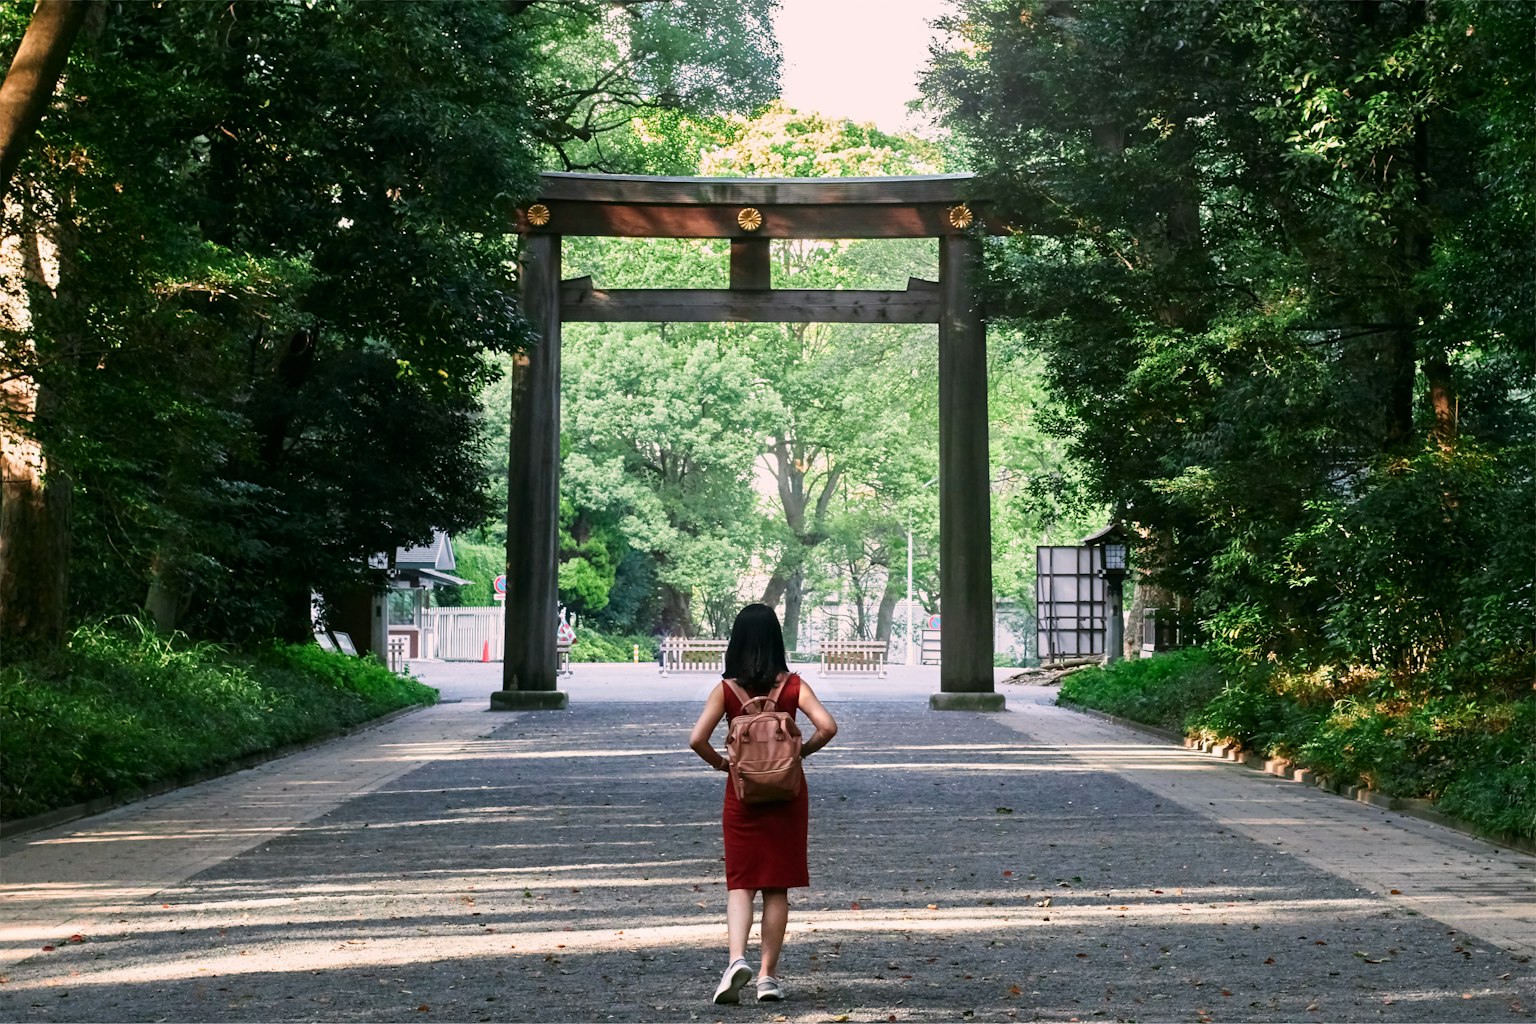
1056 647 1534 840
1058 649 1226 733
570 630 658 663
0 618 434 821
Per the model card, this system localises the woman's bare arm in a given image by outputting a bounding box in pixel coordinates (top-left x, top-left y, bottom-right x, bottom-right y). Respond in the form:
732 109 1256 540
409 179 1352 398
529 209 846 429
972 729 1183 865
796 682 838 758
688 684 729 771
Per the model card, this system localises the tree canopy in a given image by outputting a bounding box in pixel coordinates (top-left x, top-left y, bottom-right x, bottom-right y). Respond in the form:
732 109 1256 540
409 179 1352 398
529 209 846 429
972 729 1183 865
925 0 1534 689
0 0 780 652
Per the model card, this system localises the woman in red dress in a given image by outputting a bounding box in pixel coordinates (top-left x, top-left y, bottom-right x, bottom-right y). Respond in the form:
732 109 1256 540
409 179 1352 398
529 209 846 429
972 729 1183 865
688 603 839 1005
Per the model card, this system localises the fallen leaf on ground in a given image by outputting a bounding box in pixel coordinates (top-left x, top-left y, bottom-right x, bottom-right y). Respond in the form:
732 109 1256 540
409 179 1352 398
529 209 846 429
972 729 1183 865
926 904 938 910
1002 870 1013 877
1008 985 1022 996
40 946 54 953
851 901 862 911
1390 889 1402 895
416 1005 430 1012
995 807 1013 814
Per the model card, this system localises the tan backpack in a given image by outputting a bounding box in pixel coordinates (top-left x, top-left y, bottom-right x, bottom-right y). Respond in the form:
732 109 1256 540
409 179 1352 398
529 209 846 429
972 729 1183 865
724 679 805 804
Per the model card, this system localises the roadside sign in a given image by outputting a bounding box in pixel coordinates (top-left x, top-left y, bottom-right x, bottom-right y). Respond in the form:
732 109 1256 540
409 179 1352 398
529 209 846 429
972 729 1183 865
492 574 507 594
926 613 941 630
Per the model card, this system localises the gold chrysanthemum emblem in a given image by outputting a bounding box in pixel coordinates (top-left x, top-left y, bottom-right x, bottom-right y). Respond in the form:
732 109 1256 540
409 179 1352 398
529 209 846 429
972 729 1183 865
737 207 763 231
948 204 974 229
525 203 551 227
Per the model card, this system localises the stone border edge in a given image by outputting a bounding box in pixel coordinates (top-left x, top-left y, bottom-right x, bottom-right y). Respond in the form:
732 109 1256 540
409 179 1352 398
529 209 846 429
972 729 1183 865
1060 702 1535 857
0 701 433 842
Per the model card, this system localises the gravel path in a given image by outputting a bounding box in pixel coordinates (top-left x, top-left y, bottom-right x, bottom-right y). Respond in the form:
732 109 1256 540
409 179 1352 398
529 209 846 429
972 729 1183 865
1 691 1530 1022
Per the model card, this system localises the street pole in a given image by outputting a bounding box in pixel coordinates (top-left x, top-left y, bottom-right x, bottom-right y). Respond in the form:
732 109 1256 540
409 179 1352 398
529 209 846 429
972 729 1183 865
906 525 915 665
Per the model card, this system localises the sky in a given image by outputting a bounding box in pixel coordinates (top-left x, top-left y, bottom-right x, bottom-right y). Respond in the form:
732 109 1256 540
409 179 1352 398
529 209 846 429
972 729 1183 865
772 0 951 132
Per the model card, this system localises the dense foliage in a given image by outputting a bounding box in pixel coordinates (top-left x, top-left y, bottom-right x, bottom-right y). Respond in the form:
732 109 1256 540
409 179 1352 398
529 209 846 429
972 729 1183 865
927 1 1534 696
0 0 780 653
1060 651 1534 839
0 620 435 820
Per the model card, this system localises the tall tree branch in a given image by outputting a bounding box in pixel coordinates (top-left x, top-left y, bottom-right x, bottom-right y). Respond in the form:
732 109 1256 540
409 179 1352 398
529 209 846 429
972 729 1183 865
0 0 92 204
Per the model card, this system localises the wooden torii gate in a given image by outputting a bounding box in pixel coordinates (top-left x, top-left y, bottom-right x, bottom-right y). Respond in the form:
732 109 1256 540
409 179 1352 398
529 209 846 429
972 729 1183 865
493 172 1006 711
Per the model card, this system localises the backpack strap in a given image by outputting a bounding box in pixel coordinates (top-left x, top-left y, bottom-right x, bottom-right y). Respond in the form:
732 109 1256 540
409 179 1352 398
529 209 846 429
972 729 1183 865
722 680 744 717
725 677 784 716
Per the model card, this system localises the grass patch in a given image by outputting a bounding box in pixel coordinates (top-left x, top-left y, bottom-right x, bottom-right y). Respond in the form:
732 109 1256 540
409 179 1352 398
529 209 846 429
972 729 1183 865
1058 649 1535 841
1057 649 1226 733
1 619 436 822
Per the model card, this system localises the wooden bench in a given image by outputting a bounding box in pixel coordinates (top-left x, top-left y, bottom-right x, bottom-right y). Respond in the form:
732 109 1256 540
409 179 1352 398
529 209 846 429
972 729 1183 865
658 637 728 675
819 639 890 677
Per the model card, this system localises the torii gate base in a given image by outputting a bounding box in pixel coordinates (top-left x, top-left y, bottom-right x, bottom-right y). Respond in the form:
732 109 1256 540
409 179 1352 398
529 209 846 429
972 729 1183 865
491 689 568 711
930 692 1006 711
494 173 1007 712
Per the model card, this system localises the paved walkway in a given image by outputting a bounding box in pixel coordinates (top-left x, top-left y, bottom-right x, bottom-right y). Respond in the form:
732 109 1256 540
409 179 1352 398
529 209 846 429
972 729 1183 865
1 663 1531 1022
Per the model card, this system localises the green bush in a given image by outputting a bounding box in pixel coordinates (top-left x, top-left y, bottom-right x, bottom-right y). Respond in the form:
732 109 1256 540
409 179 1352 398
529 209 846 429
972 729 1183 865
1057 647 1535 840
1057 649 1226 733
570 630 658 664
0 619 435 821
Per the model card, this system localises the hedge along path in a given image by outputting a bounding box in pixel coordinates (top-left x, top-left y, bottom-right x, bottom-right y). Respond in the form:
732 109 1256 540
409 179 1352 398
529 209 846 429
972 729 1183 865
998 689 1536 959
0 699 505 971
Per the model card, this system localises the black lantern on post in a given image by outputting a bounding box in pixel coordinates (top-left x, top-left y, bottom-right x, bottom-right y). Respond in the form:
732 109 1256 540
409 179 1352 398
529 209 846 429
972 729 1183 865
1082 524 1130 664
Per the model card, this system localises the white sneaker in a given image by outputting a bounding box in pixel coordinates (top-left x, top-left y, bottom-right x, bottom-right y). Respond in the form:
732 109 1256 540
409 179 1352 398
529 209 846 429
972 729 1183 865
756 975 784 1001
712 958 753 1004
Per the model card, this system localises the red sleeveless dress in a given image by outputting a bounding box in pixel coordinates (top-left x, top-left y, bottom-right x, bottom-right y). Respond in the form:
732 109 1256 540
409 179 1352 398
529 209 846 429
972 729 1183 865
721 674 810 890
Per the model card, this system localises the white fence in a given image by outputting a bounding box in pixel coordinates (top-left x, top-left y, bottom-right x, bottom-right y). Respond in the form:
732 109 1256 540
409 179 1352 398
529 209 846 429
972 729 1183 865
418 607 504 661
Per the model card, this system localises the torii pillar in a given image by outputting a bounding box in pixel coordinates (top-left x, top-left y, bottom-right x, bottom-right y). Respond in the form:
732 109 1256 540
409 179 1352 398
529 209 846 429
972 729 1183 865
492 232 569 710
930 234 1002 710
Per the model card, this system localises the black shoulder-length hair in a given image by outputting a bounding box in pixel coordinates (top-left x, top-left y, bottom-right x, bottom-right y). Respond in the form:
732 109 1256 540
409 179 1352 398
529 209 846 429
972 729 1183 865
723 603 789 695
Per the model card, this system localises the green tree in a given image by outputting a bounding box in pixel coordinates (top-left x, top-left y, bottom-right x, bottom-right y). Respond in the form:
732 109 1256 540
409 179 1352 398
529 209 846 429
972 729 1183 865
2 0 538 649
520 0 780 173
560 319 773 635
926 0 1534 687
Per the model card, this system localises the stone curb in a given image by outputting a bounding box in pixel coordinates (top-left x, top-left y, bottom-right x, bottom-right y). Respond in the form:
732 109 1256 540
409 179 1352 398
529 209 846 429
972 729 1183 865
1058 701 1536 857
0 702 433 842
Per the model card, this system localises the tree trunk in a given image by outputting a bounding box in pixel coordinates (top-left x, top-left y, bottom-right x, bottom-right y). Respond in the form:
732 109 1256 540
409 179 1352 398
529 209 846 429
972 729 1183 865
144 551 187 634
874 572 899 643
1125 526 1179 660
0 384 70 655
660 583 692 637
0 194 76 656
781 570 803 651
760 571 788 610
0 0 91 204
1425 353 1456 446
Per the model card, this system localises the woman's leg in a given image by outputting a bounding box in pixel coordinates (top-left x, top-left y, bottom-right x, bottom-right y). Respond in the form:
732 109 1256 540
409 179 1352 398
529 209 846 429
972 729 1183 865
759 888 789 977
726 888 755 962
